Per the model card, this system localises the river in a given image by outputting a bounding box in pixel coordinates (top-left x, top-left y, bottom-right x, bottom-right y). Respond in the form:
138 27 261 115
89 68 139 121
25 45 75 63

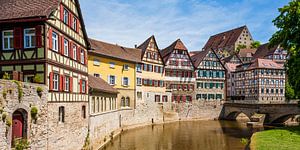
101 120 258 150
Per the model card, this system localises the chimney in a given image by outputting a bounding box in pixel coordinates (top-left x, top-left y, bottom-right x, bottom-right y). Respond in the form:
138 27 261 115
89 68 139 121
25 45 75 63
134 44 137 48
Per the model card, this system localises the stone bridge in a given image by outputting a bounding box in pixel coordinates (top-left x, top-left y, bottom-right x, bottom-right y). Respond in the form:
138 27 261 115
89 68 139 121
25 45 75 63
220 102 300 125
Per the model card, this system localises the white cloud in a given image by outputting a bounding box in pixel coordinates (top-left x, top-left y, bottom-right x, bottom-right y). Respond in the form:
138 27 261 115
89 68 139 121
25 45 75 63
80 0 287 51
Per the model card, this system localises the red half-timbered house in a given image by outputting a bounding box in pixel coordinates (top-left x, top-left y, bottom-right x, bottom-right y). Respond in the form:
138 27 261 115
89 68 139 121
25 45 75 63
161 39 195 103
0 0 90 149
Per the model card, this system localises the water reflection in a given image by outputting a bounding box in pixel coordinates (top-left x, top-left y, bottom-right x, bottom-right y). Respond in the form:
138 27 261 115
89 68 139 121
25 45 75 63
101 121 255 150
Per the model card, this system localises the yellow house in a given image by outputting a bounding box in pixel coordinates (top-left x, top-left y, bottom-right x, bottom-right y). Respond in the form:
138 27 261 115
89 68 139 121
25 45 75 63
88 39 141 109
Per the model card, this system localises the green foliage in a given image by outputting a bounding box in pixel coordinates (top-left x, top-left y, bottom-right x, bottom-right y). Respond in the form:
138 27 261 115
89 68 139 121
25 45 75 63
269 0 300 97
36 87 43 97
2 72 10 80
250 41 261 48
240 138 249 146
2 90 7 99
6 117 12 127
14 138 30 150
236 44 247 51
2 112 7 122
30 106 38 122
13 80 23 101
82 132 90 150
286 81 295 100
33 74 43 83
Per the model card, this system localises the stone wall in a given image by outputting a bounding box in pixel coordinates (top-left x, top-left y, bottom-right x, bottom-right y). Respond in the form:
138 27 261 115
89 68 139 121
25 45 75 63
0 80 48 150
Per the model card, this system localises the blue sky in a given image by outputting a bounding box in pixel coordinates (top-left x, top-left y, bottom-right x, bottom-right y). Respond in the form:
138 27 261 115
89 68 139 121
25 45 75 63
80 0 290 51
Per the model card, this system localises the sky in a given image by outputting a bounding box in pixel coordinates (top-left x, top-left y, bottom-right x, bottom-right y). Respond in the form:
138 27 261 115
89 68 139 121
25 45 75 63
80 0 290 51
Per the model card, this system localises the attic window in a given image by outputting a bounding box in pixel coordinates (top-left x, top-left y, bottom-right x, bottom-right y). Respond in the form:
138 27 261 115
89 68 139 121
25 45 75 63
223 36 226 40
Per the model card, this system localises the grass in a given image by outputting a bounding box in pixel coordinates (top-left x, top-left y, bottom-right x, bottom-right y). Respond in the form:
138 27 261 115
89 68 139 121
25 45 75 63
251 126 300 150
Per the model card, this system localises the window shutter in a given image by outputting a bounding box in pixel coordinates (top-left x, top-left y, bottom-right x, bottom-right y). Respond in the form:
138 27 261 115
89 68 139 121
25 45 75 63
79 79 82 93
14 27 23 49
59 75 63 91
70 77 73 92
69 41 73 59
171 96 174 102
84 50 87 65
69 13 73 27
62 75 66 91
85 80 88 94
35 25 42 48
76 18 79 32
142 79 144 85
48 28 53 49
77 47 81 63
49 72 53 90
158 80 160 87
60 4 64 21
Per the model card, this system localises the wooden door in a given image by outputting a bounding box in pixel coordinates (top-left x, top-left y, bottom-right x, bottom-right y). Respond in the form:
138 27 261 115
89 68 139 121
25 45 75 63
12 114 23 140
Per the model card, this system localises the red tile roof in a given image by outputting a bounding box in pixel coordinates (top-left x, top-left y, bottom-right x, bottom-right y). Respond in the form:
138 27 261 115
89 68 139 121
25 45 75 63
89 38 142 63
0 0 59 21
247 59 283 70
252 43 279 59
160 39 188 62
203 26 247 51
239 48 256 58
88 75 118 94
225 63 239 72
191 50 209 67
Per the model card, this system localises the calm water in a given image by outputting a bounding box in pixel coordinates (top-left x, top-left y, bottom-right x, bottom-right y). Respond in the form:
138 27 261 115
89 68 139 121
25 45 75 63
101 120 256 150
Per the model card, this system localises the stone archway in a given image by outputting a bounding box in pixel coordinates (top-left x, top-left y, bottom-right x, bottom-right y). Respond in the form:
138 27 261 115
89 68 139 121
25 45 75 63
12 108 28 143
226 111 251 121
271 114 300 125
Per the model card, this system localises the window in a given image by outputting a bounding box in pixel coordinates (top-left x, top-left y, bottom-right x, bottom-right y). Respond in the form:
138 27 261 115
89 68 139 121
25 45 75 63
126 97 130 107
155 95 160 102
122 77 129 86
73 17 77 30
24 28 36 48
93 59 100 66
65 76 70 92
123 64 129 70
109 75 116 85
94 73 100 78
109 62 115 68
136 64 142 72
80 49 84 64
82 106 86 119
2 30 13 50
52 32 58 51
58 106 65 123
63 8 69 24
73 45 77 60
137 78 142 86
162 95 168 102
82 80 86 93
64 38 69 56
53 74 59 91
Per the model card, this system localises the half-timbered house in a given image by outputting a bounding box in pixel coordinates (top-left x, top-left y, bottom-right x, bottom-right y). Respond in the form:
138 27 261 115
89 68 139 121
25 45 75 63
191 49 226 101
0 0 90 149
161 39 195 103
137 36 171 103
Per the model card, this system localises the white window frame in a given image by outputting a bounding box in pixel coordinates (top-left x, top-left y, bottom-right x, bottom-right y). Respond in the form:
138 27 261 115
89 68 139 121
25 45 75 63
24 28 36 48
2 30 14 50
73 45 77 60
109 62 115 68
93 59 100 66
64 38 69 56
122 77 129 86
137 77 142 86
123 64 129 70
73 17 77 30
63 8 69 24
82 80 86 93
53 74 59 91
80 49 84 64
65 76 70 92
109 75 116 85
136 64 142 72
52 32 58 52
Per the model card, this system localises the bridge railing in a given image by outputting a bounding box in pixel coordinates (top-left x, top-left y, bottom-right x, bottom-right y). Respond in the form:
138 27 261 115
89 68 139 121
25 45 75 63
225 100 299 104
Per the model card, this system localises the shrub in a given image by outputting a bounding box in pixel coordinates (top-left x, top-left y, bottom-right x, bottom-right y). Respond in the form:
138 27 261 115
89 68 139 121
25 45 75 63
2 90 7 99
14 138 30 150
6 117 12 127
13 80 23 102
2 72 10 80
36 87 43 97
82 132 90 150
33 74 43 83
31 106 38 122
240 138 249 146
2 112 7 122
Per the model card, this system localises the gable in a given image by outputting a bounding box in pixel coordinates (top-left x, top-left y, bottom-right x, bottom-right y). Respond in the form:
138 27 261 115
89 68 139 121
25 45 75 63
139 36 164 65
197 50 225 70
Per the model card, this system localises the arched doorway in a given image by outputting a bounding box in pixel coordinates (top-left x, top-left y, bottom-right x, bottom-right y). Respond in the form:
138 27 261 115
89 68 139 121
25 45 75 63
12 109 28 143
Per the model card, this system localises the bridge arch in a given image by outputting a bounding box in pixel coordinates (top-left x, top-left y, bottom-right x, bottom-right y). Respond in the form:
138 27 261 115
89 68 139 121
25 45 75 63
271 114 300 125
226 111 251 121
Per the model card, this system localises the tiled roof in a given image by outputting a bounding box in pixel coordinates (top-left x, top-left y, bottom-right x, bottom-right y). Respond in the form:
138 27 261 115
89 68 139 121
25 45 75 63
88 75 118 94
0 0 59 21
191 50 209 67
137 35 153 58
225 63 239 72
203 26 246 51
222 54 242 64
239 48 256 58
89 39 142 63
160 39 188 62
252 43 279 59
247 59 283 70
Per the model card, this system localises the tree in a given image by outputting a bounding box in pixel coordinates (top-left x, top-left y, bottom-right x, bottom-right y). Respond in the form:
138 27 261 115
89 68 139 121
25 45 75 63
269 0 300 97
250 41 261 48
286 81 295 100
236 44 246 52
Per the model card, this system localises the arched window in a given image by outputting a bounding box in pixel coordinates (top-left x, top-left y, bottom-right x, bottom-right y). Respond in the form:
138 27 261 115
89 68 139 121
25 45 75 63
121 97 125 107
59 106 65 123
126 97 130 107
82 105 86 119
